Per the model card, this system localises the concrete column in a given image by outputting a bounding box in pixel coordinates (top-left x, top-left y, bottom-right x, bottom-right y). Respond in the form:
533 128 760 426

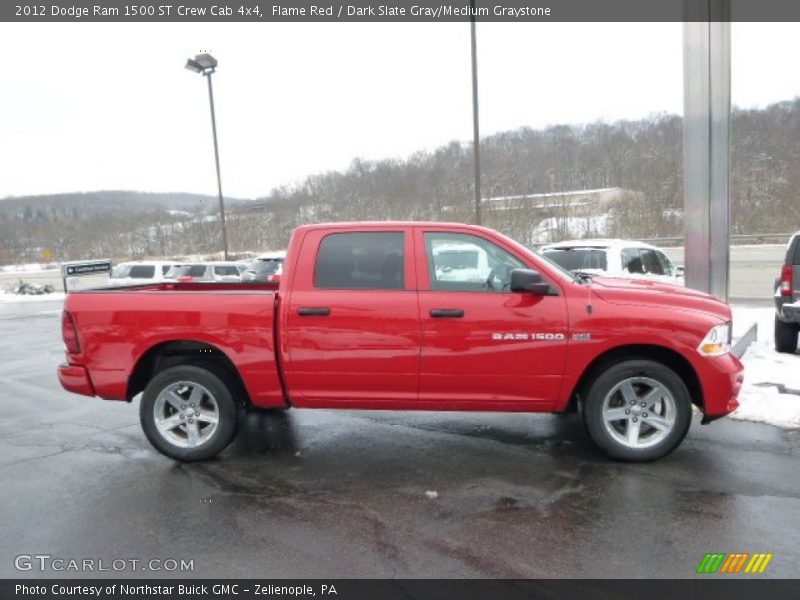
682 3 731 301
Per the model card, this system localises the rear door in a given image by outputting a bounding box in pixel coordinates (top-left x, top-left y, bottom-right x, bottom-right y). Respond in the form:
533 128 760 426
282 227 421 406
415 227 568 408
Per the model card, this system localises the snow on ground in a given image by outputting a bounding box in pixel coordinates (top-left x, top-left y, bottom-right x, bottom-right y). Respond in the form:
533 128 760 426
0 290 65 303
0 262 59 273
732 305 800 429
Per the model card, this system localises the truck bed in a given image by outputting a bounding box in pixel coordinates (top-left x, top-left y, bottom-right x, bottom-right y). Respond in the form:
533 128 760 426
62 282 285 408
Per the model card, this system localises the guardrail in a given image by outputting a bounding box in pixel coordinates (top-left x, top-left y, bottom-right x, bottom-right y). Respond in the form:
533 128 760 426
732 322 758 359
640 233 793 247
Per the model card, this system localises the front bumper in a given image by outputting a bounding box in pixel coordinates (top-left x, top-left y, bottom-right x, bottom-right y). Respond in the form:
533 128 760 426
696 352 744 419
57 364 96 397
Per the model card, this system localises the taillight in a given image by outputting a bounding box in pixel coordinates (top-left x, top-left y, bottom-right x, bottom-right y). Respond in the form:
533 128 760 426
780 264 793 296
62 310 80 354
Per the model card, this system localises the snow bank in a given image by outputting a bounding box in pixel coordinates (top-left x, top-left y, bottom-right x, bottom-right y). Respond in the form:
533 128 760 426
732 305 800 429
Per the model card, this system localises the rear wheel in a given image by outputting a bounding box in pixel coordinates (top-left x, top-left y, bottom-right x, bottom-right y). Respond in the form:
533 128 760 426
140 365 239 461
583 360 692 462
774 315 798 354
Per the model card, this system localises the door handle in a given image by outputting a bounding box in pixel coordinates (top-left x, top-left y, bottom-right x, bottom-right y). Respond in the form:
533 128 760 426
430 309 464 318
297 307 331 316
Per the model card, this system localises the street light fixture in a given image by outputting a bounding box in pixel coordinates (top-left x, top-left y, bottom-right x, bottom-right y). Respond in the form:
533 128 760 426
185 52 229 259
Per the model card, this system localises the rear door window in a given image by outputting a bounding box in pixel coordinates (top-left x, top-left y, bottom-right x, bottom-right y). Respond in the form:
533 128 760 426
214 266 240 277
187 265 207 278
315 232 405 290
128 265 156 279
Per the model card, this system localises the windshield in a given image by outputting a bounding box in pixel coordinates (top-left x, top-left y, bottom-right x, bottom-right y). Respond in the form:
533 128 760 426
484 232 577 282
542 248 608 272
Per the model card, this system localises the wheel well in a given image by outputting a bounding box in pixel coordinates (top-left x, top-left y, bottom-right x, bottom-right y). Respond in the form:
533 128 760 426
566 344 704 413
127 340 251 406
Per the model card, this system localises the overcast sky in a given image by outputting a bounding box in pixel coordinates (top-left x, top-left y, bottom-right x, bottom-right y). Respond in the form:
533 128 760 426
0 22 798 199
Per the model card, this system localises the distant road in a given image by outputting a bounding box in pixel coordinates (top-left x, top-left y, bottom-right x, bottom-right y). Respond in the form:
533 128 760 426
662 244 783 302
0 244 785 303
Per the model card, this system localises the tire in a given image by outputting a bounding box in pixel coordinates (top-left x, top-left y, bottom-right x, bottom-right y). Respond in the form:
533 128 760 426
774 315 798 354
140 365 239 462
583 359 692 462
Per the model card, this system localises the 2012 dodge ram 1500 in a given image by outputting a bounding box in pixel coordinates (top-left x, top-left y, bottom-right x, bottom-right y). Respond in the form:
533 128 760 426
58 222 743 462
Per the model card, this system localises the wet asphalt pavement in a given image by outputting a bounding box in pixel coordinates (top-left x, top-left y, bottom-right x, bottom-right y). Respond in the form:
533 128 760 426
1 298 799 579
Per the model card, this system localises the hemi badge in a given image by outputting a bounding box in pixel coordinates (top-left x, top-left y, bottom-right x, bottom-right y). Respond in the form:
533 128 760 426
572 333 591 341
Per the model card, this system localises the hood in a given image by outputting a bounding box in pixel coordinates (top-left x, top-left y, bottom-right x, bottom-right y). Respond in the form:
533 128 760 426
588 276 731 321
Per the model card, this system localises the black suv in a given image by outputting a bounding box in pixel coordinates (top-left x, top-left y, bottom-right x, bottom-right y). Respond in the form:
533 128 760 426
774 232 800 352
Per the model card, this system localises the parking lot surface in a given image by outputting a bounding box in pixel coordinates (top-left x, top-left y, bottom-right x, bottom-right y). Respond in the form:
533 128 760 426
1 298 799 578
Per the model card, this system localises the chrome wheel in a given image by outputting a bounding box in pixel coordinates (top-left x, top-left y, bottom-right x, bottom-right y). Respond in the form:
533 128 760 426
153 381 219 449
601 376 676 449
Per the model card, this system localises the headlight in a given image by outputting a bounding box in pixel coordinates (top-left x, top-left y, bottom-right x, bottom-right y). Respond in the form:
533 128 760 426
697 322 731 356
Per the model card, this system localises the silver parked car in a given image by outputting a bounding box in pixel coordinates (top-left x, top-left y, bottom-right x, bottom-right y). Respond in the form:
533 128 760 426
109 261 179 286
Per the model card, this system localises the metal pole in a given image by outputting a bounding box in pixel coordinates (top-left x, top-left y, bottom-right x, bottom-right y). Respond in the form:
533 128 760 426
470 0 482 225
205 71 229 260
682 3 730 301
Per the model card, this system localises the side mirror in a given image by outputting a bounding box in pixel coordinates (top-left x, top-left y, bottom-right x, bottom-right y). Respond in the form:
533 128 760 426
510 268 554 295
675 266 686 277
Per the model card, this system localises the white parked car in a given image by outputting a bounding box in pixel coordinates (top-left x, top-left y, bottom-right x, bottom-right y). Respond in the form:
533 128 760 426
431 242 491 284
109 261 178 286
540 239 685 285
164 262 244 282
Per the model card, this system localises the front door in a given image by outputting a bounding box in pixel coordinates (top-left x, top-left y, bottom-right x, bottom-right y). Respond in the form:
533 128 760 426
416 228 568 409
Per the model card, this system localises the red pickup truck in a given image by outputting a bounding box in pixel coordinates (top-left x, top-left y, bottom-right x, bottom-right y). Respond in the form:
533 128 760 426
58 222 743 462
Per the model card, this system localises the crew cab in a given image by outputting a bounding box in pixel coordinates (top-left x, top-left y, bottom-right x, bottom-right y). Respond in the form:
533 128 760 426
58 222 743 462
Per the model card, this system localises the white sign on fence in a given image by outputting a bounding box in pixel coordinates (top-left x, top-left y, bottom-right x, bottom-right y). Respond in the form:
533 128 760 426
61 259 112 292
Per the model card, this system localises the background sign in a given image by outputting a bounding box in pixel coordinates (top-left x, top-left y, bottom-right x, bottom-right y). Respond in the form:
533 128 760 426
61 260 112 277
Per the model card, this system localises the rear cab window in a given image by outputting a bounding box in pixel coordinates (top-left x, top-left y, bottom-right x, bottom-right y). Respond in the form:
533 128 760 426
542 247 608 271
314 232 405 290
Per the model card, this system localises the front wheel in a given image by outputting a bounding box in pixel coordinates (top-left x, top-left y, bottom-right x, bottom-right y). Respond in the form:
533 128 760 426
140 365 239 461
583 360 692 462
774 315 798 354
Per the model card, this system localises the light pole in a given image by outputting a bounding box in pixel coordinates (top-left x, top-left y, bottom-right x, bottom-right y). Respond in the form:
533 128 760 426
469 0 482 226
185 53 229 260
